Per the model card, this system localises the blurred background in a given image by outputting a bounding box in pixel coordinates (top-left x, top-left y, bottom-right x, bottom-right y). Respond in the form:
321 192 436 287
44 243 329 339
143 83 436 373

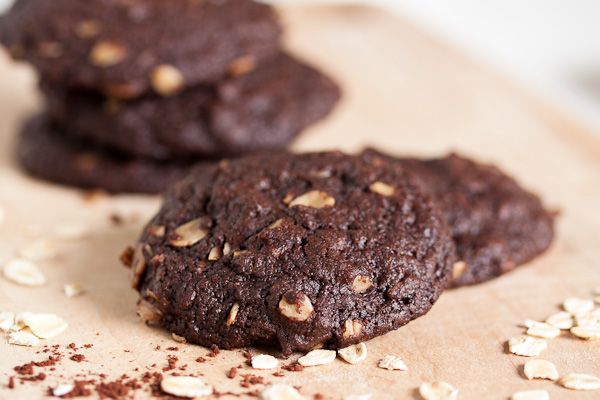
271 0 600 137
2 0 600 135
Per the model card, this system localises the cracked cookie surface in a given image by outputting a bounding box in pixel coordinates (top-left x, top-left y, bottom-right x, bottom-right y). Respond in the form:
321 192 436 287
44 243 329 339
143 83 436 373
0 0 281 98
124 151 455 355
367 150 555 287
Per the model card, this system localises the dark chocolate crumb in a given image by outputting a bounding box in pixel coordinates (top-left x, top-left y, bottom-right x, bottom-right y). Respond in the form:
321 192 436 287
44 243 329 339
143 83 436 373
228 367 238 379
70 354 85 363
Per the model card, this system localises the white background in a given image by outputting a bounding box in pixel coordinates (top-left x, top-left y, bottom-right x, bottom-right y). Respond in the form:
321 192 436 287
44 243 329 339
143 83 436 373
3 0 600 135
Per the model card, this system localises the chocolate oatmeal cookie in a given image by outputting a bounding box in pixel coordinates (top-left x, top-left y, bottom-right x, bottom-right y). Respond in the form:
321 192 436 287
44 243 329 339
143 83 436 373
42 53 341 160
0 0 281 98
367 150 555 287
123 151 455 355
17 116 201 194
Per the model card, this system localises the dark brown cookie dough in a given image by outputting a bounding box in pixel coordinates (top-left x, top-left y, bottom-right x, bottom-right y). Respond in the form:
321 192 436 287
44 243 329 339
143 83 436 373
123 151 455 355
367 150 555 287
42 52 341 160
0 0 281 98
17 115 202 194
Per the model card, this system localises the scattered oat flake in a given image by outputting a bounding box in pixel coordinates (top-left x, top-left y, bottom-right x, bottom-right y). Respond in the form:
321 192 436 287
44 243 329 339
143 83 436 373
11 312 31 332
23 313 68 338
511 389 549 400
18 239 58 261
571 326 600 340
545 311 574 330
338 343 367 364
559 373 600 390
524 359 559 380
508 336 547 357
261 384 305 400
64 283 84 297
55 224 88 241
160 376 212 398
574 311 600 328
563 297 594 315
172 333 186 343
0 312 15 332
3 258 46 286
419 381 458 400
9 328 40 346
252 354 279 370
378 355 408 371
52 383 75 397
298 349 336 367
524 320 560 339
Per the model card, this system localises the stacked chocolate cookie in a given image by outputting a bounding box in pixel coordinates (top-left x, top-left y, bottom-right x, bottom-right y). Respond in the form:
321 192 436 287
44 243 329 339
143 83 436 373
0 0 340 193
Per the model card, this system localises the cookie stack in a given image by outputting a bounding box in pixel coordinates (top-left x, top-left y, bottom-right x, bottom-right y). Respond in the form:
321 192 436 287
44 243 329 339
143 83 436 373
0 0 340 193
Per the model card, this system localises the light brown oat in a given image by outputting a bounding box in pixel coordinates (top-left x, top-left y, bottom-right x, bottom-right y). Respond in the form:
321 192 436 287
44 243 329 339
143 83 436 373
170 219 208 247
288 191 335 209
278 291 313 322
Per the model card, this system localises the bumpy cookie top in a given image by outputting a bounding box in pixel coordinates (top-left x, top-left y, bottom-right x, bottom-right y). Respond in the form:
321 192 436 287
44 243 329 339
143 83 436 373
125 151 455 355
0 0 281 98
397 153 555 287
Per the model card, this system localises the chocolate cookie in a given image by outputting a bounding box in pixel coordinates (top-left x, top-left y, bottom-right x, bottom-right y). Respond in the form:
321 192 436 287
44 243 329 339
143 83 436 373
0 0 281 98
123 151 455 355
17 115 201 194
367 150 555 287
42 53 341 160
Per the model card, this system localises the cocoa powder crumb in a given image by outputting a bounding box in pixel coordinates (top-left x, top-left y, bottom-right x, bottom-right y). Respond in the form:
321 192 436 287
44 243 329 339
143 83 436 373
21 373 46 382
228 367 238 379
71 354 85 363
166 347 178 351
110 214 124 226
163 355 178 371
240 374 264 388
96 380 130 399
282 362 304 372
195 357 206 363
315 394 325 400
60 380 92 398
272 372 285 377
8 377 15 389
208 344 220 357
14 363 34 375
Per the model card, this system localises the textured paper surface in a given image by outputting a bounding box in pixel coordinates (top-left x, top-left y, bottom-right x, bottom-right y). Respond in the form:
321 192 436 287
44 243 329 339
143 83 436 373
1 5 599 399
